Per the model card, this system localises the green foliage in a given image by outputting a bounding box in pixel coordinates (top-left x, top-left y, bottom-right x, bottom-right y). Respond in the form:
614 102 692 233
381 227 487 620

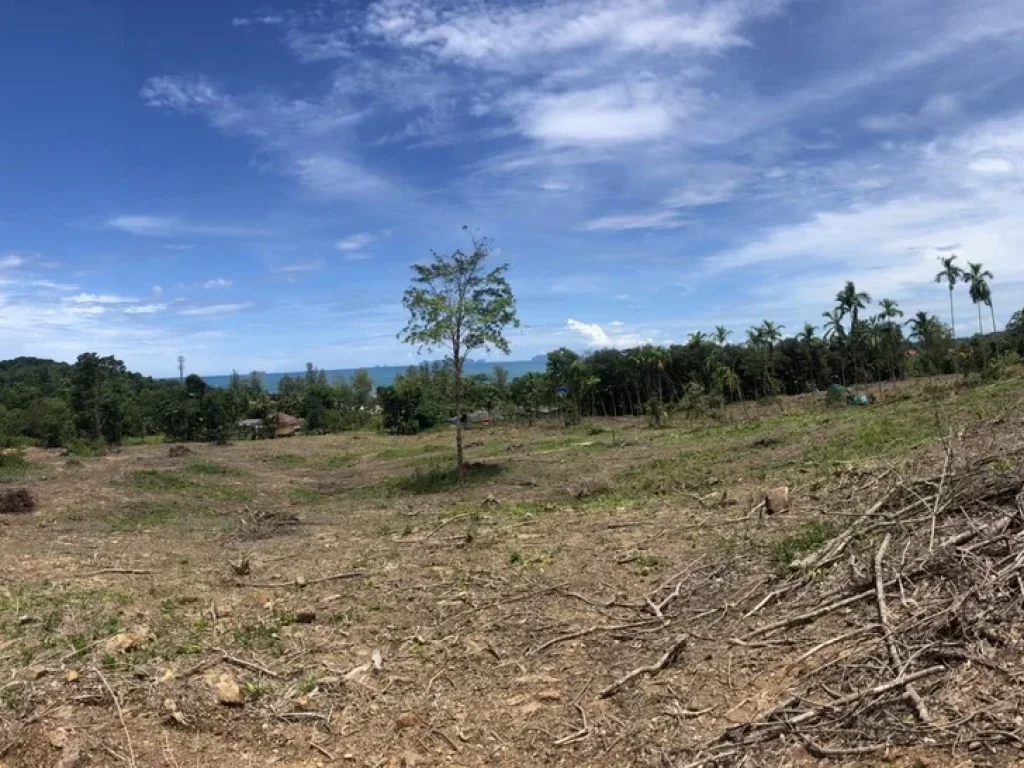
771 521 840 572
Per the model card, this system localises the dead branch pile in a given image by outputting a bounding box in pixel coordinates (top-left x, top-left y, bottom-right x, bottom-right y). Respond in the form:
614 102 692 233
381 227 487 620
678 446 1024 766
0 488 35 515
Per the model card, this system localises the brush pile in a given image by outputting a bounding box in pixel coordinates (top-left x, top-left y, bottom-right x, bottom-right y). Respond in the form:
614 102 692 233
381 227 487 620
680 444 1024 766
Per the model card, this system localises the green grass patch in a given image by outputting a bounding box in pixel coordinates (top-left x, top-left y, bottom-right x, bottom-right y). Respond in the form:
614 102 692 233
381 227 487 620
268 453 307 467
127 469 192 492
0 451 31 483
184 460 246 477
391 462 505 495
376 443 447 460
324 452 360 468
770 521 840 572
122 435 166 446
108 501 215 531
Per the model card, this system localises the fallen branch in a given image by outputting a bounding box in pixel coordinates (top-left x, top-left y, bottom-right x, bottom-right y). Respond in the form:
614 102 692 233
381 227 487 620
873 534 931 723
599 635 687 698
244 571 367 588
743 589 875 639
75 569 154 577
93 666 137 768
528 620 659 656
216 649 280 678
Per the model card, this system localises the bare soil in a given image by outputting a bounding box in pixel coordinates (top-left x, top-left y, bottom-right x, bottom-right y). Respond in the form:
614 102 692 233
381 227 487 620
2 375 1023 767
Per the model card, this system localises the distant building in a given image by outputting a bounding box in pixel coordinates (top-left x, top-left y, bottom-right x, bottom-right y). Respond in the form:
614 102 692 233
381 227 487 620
237 413 305 439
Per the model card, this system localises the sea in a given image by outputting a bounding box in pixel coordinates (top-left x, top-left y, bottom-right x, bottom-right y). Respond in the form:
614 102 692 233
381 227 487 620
202 359 547 393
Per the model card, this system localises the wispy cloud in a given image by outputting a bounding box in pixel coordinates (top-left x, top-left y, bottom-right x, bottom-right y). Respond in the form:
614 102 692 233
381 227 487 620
231 15 283 27
582 210 686 232
335 233 376 251
108 215 271 238
275 261 324 274
202 278 232 289
0 254 27 268
65 293 137 305
123 303 167 315
178 303 254 317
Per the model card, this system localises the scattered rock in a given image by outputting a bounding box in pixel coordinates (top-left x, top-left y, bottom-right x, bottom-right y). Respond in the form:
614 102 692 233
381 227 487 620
294 607 316 624
16 614 34 625
26 665 47 680
205 669 245 706
372 648 383 673
229 558 250 577
104 626 149 655
402 751 424 767
395 712 418 730
47 728 69 750
295 575 307 588
155 668 175 685
64 670 80 683
764 486 791 515
213 604 233 619
54 742 82 768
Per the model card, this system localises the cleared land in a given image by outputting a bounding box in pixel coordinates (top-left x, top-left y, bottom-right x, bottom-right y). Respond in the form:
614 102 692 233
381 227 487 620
2 375 1024 767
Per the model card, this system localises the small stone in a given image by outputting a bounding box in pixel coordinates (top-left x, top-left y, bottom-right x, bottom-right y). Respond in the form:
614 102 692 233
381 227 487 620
295 576 307 588
64 670 80 683
230 558 250 576
343 754 355 761
205 669 245 706
156 668 175 685
764 486 790 515
969 741 983 752
214 603 233 619
295 607 316 624
17 615 33 625
395 712 418 729
47 728 69 749
536 690 562 702
104 626 149 655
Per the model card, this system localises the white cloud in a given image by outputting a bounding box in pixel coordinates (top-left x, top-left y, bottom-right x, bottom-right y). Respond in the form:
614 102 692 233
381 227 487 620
276 261 325 274
152 285 164 298
178 303 254 317
164 244 194 251
539 180 571 191
65 293 137 305
969 157 1015 175
0 254 26 268
860 93 962 134
335 233 376 251
566 318 652 348
123 303 167 315
232 15 283 27
108 215 270 238
518 84 676 146
582 210 686 231
366 0 780 66
203 278 232 289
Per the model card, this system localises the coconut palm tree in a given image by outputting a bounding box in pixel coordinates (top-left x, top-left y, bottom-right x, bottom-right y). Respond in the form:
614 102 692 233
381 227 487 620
797 323 817 345
934 255 963 339
759 320 784 351
905 311 942 344
821 309 845 341
877 298 904 380
713 325 732 346
962 262 994 335
688 330 709 346
835 281 872 332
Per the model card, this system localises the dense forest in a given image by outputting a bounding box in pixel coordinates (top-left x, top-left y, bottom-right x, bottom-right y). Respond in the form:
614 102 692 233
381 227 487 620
2 286 1023 449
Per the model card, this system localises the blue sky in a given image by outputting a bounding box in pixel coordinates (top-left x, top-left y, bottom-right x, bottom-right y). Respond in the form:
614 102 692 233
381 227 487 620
2 0 1024 377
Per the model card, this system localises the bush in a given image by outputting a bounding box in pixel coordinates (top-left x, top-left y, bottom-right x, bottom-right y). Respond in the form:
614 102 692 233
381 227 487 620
644 397 667 427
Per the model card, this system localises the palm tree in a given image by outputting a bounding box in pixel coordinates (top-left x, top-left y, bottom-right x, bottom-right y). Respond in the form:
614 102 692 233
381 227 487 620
835 281 872 332
905 311 941 344
934 255 963 339
688 331 708 346
759 320 784 351
877 299 904 380
797 323 817 344
821 309 845 341
962 262 994 335
835 281 871 383
713 325 732 346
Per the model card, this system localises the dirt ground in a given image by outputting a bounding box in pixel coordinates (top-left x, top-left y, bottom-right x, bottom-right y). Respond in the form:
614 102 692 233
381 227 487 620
2 375 1024 767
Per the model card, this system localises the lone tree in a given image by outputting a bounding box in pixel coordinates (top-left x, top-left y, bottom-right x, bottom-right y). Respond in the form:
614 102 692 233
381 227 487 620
401 229 518 481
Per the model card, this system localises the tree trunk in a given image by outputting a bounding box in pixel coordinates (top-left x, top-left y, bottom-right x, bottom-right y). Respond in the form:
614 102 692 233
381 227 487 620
977 302 984 336
990 302 998 334
949 288 956 339
454 354 465 483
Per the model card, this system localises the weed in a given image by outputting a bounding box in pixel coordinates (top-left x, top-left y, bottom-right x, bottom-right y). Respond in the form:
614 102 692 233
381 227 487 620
509 549 523 565
185 460 245 477
771 521 839 572
390 462 504 495
233 623 282 653
324 453 359 468
128 470 192 492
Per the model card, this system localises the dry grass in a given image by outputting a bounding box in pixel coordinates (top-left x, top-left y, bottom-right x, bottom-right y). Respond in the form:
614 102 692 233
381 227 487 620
0 375 1022 766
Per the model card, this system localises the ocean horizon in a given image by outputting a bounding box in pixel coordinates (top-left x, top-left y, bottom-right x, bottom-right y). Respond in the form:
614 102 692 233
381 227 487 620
201 359 547 393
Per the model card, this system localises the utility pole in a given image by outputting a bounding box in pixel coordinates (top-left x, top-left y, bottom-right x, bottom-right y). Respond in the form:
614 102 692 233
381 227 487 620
178 355 185 386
